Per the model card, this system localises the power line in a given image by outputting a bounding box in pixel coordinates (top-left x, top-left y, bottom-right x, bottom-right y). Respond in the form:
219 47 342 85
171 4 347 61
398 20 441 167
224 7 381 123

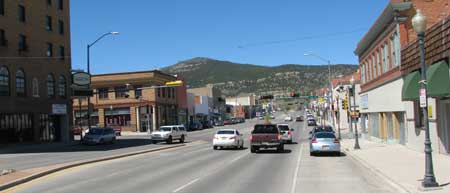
237 27 366 48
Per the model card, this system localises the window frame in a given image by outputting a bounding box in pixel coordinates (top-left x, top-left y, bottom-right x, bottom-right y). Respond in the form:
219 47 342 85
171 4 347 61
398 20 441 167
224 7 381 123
98 88 109 99
58 75 66 98
59 45 65 60
0 29 6 46
134 85 142 98
46 43 53 57
114 86 128 98
18 5 26 23
45 15 52 31
0 66 10 96
58 0 63 10
0 0 4 16
58 20 64 35
32 78 39 97
16 69 26 96
47 74 55 98
18 34 27 51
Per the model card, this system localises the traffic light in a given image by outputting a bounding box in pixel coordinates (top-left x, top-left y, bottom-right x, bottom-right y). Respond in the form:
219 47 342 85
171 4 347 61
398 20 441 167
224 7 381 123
342 93 349 110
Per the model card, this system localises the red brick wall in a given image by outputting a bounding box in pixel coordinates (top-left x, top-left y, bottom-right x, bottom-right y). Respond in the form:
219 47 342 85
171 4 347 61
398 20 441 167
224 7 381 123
401 15 450 74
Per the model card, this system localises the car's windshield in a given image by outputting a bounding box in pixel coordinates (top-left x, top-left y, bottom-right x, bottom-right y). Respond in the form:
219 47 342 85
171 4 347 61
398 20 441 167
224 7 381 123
88 129 103 135
253 125 278 134
278 125 289 131
217 130 235 135
315 133 336 138
160 127 172 132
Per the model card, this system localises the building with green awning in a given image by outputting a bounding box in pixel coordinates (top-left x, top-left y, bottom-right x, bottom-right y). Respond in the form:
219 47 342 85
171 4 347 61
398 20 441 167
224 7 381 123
402 61 449 100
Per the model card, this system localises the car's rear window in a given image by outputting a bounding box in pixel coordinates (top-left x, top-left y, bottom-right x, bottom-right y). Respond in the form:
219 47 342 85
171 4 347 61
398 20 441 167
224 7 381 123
217 130 235 135
253 125 278 134
315 133 336 138
278 125 289 131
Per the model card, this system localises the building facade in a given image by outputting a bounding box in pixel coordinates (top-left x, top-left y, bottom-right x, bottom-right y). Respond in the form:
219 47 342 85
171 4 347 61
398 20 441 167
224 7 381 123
187 84 226 121
354 0 449 150
73 70 178 133
0 0 72 143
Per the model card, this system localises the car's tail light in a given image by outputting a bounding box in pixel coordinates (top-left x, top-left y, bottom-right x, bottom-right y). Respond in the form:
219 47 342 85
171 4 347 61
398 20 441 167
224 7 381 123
334 138 340 143
288 130 292 135
229 136 236 140
278 135 282 140
249 135 253 142
311 138 318 143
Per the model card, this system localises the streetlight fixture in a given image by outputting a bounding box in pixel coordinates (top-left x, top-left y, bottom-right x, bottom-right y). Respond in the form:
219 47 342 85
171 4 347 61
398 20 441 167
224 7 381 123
350 77 360 149
412 9 439 188
304 53 335 129
86 32 119 130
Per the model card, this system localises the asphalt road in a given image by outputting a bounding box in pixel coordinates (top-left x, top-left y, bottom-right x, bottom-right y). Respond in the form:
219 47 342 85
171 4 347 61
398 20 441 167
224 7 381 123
4 113 396 193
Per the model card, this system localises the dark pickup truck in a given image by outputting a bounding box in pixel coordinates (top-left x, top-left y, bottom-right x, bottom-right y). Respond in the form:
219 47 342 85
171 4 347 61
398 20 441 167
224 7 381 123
250 124 284 153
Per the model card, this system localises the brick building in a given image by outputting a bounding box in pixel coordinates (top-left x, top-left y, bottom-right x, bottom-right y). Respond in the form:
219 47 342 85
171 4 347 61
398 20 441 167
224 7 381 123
354 0 449 151
0 0 72 143
73 70 179 133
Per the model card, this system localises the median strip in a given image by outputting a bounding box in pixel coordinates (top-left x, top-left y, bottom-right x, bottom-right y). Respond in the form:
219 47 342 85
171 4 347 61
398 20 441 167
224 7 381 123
0 144 185 192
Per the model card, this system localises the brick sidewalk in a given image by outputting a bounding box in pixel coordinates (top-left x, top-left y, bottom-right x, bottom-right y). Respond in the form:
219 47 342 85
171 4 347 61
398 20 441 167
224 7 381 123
341 139 450 193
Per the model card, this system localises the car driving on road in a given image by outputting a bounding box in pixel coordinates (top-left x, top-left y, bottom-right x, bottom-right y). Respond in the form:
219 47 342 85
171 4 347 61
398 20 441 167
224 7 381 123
213 129 244 150
82 127 116 145
151 125 187 144
250 124 284 153
310 132 340 156
277 124 294 144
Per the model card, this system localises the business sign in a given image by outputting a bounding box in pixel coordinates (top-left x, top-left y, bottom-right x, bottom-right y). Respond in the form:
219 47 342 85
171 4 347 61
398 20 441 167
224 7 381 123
72 72 91 86
52 104 67 115
419 88 426 108
361 94 368 109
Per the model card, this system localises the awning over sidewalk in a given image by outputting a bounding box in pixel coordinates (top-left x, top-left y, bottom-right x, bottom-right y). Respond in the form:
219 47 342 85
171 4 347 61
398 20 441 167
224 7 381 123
402 71 420 101
402 61 450 101
426 60 450 97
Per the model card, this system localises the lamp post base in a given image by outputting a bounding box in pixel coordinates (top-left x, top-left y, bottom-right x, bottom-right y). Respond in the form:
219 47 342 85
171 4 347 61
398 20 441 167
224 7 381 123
421 178 439 188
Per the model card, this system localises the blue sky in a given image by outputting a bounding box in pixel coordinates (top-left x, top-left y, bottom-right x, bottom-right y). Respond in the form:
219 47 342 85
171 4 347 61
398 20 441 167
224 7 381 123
70 0 390 74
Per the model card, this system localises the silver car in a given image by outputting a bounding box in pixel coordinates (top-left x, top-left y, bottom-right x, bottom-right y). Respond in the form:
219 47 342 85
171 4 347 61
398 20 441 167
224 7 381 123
309 132 340 156
83 128 116 145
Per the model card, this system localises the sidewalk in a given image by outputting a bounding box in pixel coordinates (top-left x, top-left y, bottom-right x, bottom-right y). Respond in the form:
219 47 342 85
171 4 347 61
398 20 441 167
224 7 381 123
341 139 450 193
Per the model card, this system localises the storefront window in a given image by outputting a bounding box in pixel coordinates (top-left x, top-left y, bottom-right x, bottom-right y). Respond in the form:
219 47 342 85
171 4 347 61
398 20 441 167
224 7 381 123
105 107 131 126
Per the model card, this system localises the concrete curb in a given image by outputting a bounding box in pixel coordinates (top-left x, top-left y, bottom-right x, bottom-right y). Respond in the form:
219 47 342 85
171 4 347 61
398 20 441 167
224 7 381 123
0 144 185 191
343 148 411 193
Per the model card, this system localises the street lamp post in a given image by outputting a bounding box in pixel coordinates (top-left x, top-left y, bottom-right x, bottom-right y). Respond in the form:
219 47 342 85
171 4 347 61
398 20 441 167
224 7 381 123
304 53 335 129
350 77 360 149
86 32 119 130
412 9 439 188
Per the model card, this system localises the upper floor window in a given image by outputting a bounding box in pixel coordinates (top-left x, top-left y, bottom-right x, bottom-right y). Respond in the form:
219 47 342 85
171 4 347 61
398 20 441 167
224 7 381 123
18 34 27 51
32 78 39 97
391 32 400 67
0 66 9 96
58 75 66 98
0 29 6 46
59 46 65 60
162 87 166 98
47 0 52 6
45 16 52 31
47 74 55 98
0 0 4 16
58 0 63 10
382 43 389 72
46 43 53 57
115 86 127 98
372 55 376 78
58 20 64 35
98 88 109 99
172 88 175 98
134 86 142 98
18 5 25 22
361 65 365 84
157 88 161 97
16 69 26 96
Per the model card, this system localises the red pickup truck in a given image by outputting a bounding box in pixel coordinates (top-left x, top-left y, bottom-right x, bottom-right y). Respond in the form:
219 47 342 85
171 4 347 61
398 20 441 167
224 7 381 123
250 124 284 153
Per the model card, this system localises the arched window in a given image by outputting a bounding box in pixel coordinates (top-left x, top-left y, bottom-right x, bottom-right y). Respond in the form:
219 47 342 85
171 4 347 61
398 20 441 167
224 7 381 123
32 78 39 97
58 75 66 98
16 69 26 96
0 66 9 96
47 74 55 98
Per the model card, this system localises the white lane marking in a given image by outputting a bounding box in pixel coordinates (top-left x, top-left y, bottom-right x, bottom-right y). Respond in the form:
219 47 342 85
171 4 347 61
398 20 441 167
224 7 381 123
172 178 200 193
229 151 249 164
290 143 304 193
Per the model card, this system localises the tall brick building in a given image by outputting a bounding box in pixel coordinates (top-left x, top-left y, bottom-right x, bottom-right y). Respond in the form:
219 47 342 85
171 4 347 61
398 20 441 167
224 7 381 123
354 0 449 154
0 0 72 143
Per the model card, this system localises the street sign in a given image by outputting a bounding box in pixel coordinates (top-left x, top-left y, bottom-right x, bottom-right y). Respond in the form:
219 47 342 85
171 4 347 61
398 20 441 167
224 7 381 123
52 104 67 115
72 72 91 86
165 80 183 86
419 88 426 108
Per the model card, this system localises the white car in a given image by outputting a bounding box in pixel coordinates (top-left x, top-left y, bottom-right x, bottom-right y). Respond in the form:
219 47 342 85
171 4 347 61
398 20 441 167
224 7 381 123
213 129 244 150
151 125 187 144
277 124 293 143
284 116 293 121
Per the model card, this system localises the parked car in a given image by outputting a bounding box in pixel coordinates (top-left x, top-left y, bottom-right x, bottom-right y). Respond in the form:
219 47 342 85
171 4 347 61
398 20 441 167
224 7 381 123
258 116 264 120
295 116 304 122
71 126 83 135
250 124 284 153
213 129 244 150
201 120 213 129
188 121 203 131
82 128 116 145
307 119 317 126
223 119 233 125
310 132 340 156
231 118 239 124
277 124 294 144
214 120 224 126
151 125 187 144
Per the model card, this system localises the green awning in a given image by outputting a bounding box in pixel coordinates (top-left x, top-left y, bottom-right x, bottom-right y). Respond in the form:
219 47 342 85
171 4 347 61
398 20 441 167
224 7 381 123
426 60 450 97
402 71 420 101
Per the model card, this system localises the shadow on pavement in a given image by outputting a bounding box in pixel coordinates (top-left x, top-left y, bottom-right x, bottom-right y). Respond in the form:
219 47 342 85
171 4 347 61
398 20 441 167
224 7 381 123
0 138 172 154
311 152 347 157
285 142 298 145
255 149 292 154
215 147 249 151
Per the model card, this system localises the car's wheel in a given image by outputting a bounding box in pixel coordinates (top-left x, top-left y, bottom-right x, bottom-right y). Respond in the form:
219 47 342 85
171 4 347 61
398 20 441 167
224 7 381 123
250 146 256 153
166 136 172 144
310 152 314 156
335 152 341 157
99 139 104 144
152 140 157 144
213 146 218 150
111 137 116 144
288 139 292 144
180 135 185 143
277 145 284 152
